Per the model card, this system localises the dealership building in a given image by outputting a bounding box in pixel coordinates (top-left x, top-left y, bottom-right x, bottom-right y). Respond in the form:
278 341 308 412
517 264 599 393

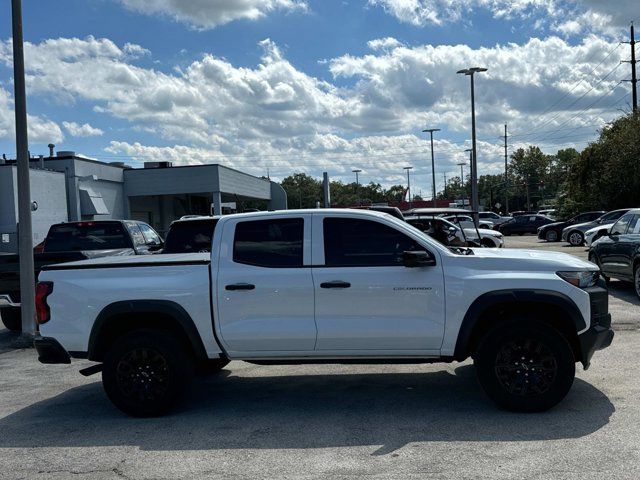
0 150 287 253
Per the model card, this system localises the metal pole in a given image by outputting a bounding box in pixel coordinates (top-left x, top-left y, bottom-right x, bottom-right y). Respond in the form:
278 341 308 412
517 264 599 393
631 23 637 112
429 133 436 207
322 172 330 208
407 169 411 209
504 124 509 214
11 0 37 339
470 73 479 222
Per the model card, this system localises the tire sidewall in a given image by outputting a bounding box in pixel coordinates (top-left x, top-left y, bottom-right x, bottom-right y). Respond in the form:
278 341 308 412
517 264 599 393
475 322 575 412
102 329 193 417
634 265 640 300
545 230 558 242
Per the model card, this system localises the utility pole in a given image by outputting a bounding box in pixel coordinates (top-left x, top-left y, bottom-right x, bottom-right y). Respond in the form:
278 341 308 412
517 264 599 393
404 166 413 209
622 22 638 112
443 172 447 198
503 124 509 214
352 169 362 205
12 0 37 340
422 128 440 207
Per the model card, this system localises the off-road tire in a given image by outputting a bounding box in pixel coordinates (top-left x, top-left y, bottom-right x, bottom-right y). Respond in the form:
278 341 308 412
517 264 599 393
102 329 194 417
475 321 575 412
0 307 21 331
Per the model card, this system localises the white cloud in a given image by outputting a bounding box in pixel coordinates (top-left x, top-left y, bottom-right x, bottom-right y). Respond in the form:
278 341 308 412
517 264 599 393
0 87 64 144
115 0 308 30
63 121 104 137
369 0 635 37
0 34 630 188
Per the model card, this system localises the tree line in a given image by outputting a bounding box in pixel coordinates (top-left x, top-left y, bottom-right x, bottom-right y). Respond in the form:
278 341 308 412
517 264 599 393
279 112 640 217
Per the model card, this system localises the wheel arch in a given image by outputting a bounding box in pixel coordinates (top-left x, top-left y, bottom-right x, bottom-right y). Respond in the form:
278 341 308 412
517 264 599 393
453 290 586 363
88 300 209 363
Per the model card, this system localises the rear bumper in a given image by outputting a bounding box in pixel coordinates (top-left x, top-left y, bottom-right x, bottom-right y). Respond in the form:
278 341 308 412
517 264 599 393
34 336 71 364
579 282 614 369
0 294 20 308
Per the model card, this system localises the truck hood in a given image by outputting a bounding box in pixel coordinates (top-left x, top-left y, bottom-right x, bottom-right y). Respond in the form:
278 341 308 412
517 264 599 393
465 248 597 271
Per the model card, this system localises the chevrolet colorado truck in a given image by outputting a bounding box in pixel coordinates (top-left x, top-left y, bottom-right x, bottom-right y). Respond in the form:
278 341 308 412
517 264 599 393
34 209 613 416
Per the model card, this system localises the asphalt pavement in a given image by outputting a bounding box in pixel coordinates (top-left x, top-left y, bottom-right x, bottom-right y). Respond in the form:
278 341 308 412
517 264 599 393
0 235 638 479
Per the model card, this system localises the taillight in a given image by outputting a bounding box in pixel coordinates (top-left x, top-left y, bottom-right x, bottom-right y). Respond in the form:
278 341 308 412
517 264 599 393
35 282 53 324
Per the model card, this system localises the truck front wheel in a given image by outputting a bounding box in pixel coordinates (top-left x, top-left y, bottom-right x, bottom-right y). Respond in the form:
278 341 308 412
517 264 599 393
102 329 194 417
474 322 575 412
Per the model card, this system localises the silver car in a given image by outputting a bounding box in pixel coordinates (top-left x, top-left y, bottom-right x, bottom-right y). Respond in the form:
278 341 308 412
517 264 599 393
562 209 632 246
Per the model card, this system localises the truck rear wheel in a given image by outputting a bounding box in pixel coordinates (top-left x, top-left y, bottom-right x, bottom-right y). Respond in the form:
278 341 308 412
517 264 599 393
1 307 21 331
474 322 575 412
102 329 193 417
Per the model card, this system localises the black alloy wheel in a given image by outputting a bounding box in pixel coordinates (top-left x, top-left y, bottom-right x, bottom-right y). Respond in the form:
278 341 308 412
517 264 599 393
475 321 575 412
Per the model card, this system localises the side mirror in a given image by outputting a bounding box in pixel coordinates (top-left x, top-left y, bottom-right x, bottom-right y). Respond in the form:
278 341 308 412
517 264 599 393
402 250 436 268
610 231 620 237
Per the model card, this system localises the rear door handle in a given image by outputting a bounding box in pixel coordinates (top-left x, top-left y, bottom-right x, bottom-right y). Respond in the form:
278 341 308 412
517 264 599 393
320 281 351 289
225 283 255 291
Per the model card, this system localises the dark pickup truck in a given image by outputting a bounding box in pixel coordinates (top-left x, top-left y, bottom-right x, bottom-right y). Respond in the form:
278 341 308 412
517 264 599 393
0 220 163 331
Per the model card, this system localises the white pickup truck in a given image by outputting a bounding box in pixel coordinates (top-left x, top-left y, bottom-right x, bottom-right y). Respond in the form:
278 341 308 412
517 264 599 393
34 209 613 416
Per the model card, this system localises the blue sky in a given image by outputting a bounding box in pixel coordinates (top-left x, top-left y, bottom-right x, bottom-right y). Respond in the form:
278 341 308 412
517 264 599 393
0 0 635 192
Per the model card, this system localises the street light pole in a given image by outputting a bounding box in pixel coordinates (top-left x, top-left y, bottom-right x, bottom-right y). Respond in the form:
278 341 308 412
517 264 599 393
403 166 413 209
11 0 37 340
352 169 362 205
457 67 487 224
422 128 440 207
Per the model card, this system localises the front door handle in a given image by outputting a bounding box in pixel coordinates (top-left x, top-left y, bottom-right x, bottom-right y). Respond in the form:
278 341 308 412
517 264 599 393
225 283 255 291
320 280 351 289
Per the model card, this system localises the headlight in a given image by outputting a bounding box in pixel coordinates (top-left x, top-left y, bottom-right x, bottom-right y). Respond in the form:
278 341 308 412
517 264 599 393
556 270 599 288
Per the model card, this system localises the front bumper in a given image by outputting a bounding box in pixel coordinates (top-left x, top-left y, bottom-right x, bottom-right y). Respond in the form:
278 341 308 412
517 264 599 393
561 230 570 242
578 283 614 369
34 336 71 364
537 228 546 240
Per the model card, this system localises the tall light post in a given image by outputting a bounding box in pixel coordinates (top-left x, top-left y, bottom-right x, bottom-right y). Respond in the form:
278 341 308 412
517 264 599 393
352 168 362 205
403 166 413 209
422 128 440 207
12 0 37 340
457 67 487 223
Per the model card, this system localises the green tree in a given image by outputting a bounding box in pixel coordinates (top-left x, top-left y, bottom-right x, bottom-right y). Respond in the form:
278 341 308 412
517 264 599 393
280 173 322 209
558 112 640 217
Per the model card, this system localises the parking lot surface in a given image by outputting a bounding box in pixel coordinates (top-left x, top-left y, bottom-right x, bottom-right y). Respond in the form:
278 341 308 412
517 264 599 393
0 236 638 480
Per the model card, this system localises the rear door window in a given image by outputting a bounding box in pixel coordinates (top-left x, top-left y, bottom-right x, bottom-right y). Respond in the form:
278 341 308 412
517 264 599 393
233 218 303 267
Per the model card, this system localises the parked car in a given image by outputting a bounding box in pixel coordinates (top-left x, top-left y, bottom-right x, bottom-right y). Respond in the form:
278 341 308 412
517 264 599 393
562 209 632 246
537 209 557 219
509 211 537 217
478 211 512 227
442 214 494 230
497 214 554 235
585 223 615 247
589 209 640 298
0 220 163 331
537 211 605 242
405 216 504 248
35 209 611 416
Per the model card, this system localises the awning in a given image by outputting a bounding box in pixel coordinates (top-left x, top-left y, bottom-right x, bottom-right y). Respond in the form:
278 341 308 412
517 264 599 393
79 186 109 215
